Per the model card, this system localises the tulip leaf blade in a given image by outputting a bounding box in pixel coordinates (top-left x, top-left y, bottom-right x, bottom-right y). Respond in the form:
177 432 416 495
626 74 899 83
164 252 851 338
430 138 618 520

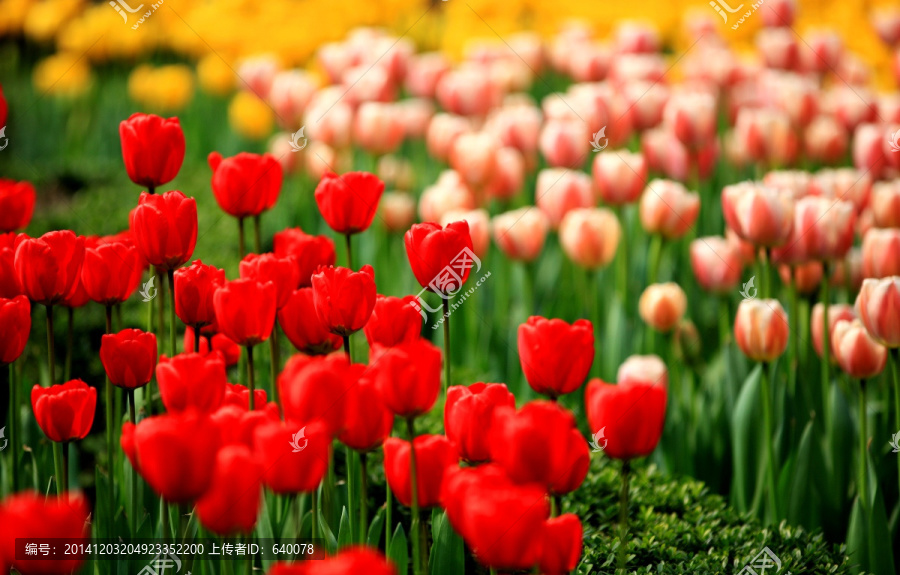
366 506 385 548
429 510 464 575
318 503 338 555
730 363 766 514
337 505 352 549
388 523 408 573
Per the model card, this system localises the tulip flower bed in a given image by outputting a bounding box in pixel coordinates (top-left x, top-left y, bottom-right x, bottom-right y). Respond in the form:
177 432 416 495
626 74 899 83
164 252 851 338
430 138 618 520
4 1 900 574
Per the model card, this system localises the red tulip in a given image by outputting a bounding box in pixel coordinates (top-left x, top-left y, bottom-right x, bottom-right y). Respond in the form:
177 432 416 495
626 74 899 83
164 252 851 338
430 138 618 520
213 279 277 346
268 547 395 575
314 171 385 235
211 402 279 449
122 411 221 502
240 252 300 310
174 260 225 329
221 382 269 412
489 401 589 495
405 221 474 295
195 445 263 535
0 491 91 575
254 419 331 494
130 191 197 271
0 179 36 232
14 230 85 305
81 241 142 305
540 514 583 575
156 353 227 414
518 316 594 398
208 151 283 218
383 435 457 508
363 294 422 348
278 353 356 436
734 299 790 362
273 227 337 288
100 328 157 389
0 232 21 298
445 383 515 463
338 375 393 452
119 113 185 189
856 277 900 347
311 265 377 337
31 379 97 442
183 327 242 366
831 318 888 379
370 339 442 418
278 288 343 355
0 295 30 364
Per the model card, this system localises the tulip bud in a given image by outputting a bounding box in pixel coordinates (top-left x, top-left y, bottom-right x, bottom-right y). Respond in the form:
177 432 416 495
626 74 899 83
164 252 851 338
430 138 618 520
811 303 855 360
862 228 900 279
559 208 622 269
384 435 457 508
592 151 647 206
856 277 900 347
663 92 717 149
734 299 789 362
871 180 900 229
639 282 687 333
0 179 36 233
445 383 515 463
539 120 589 169
779 261 823 296
492 207 550 262
31 379 97 442
690 237 743 293
379 191 417 233
639 179 700 239
353 102 405 156
831 318 887 379
426 114 471 163
0 295 30 364
722 182 794 247
535 169 593 229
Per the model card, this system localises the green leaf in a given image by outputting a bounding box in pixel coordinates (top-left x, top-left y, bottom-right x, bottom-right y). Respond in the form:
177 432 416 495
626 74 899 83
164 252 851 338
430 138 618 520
387 523 408 574
366 506 386 548
784 420 817 528
318 501 338 555
256 493 276 571
337 506 353 549
429 511 464 575
729 364 765 514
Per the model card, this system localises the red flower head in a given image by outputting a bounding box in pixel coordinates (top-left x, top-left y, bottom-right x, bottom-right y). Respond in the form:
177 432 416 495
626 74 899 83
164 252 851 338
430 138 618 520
0 179 36 232
518 316 595 398
208 151 283 218
445 383 515 464
268 547 396 575
370 339 442 418
81 241 142 306
240 252 300 310
119 113 186 189
0 491 91 575
540 514 583 575
0 232 22 298
184 328 242 366
405 221 474 295
14 230 85 306
156 352 227 414
213 278 277 346
31 379 97 442
384 435 457 508
0 295 30 364
121 411 221 503
254 419 331 494
174 260 225 329
273 227 336 288
363 294 422 348
278 288 343 355
196 445 263 536
311 265 377 337
130 191 197 271
314 171 385 235
100 328 157 389
489 401 589 495
211 401 279 448
221 382 269 411
278 353 357 436
339 375 393 452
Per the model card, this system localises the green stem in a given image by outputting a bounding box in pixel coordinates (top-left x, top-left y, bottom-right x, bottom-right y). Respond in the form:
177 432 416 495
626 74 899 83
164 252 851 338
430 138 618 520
270 328 280 403
892 348 900 503
821 267 831 427
442 298 451 392
359 452 368 544
407 417 423 575
647 234 662 286
45 304 55 385
343 334 352 362
62 441 69 492
129 390 139 536
858 380 868 511
253 214 262 254
760 362 779 524
162 500 170 541
53 441 65 495
105 306 115 530
167 270 176 358
238 217 246 260
617 460 631 572
146 273 154 333
385 481 392 552
156 269 165 357
788 274 799 398
246 345 256 411
65 306 74 382
311 484 319 541
345 233 353 269
9 361 19 491
551 495 562 518
346 445 356 545
616 206 628 313
718 297 731 346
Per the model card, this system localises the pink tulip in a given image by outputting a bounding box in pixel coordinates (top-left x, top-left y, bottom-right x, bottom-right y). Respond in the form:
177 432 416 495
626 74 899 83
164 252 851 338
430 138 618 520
268 70 316 130
418 171 476 223
441 209 490 258
733 107 798 167
620 81 669 130
856 277 900 347
808 168 872 213
492 208 550 262
778 261 823 296
426 114 471 163
811 303 856 360
756 28 801 70
689 237 743 293
613 21 660 54
804 116 847 165
871 180 900 228
592 150 647 206
639 179 700 239
535 169 593 229
405 52 450 99
539 120 590 169
568 43 612 82
436 66 502 118
762 0 797 27
862 228 900 279
783 196 856 261
559 208 621 269
485 104 541 157
449 132 501 191
734 299 790 362
396 98 435 140
304 88 353 149
831 318 888 379
800 31 843 74
639 282 687 333
485 147 525 201
353 102 405 156
380 192 416 234
762 170 811 200
722 182 794 247
663 92 717 149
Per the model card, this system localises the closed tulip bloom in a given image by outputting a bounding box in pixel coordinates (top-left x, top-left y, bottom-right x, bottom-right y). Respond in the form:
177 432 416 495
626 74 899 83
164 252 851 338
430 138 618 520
100 329 157 389
856 277 900 347
310 265 376 337
721 182 794 247
195 445 263 535
405 221 475 293
518 316 594 398
585 373 667 460
559 208 622 270
31 380 96 442
734 107 799 167
811 303 855 360
871 181 900 229
614 20 660 53
831 318 887 379
314 171 385 235
363 294 422 348
485 103 541 157
449 131 501 190
779 261 823 296
119 113 185 189
14 230 85 305
0 232 21 298
808 168 872 213
123 411 221 502
339 376 393 452
156 353 226 414
130 191 197 271
539 119 589 169
762 0 796 26
208 152 283 218
419 171 476 224
804 116 847 165
490 401 589 495
592 151 647 206
254 419 331 494
690 237 743 293
426 113 472 162
277 354 356 436
174 260 225 329
384 435 457 508
354 102 405 155
0 491 91 575
214 279 277 346
639 179 700 239
445 383 515 463
801 30 843 73
786 196 856 261
269 547 396 575
0 179 36 232
639 283 688 333
220 383 270 413
853 124 889 180
81 241 142 305
380 192 417 233
535 169 593 229
663 92 717 149
734 299 790 362
485 147 525 201
617 354 668 386
239 253 300 311
184 328 242 366
370 339 442 418
757 28 801 70
406 52 451 99
862 228 900 279
540 514 583 575
0 295 30 364
492 207 550 262
273 227 336 288
435 66 502 118
278 288 343 355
